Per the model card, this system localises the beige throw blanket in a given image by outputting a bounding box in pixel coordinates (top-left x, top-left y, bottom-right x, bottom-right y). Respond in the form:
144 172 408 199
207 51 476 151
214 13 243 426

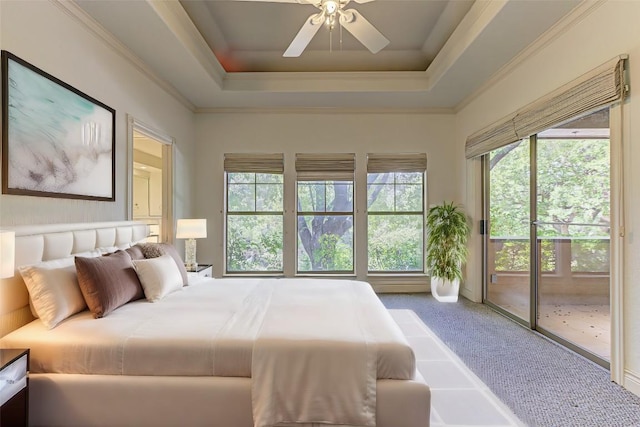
250 280 378 427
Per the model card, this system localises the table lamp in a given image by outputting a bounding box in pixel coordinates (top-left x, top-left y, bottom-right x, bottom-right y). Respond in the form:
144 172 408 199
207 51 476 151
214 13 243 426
176 219 207 272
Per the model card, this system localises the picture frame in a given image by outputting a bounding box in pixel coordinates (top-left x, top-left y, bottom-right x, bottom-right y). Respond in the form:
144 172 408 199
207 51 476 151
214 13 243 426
1 51 115 201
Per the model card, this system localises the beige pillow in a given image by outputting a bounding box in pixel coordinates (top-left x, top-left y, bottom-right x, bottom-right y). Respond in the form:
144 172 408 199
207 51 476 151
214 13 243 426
138 243 188 286
132 254 184 302
19 257 86 329
75 250 144 318
26 249 102 319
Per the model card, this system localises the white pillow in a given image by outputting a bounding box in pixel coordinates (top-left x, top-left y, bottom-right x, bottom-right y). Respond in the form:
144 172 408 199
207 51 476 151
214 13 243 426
27 249 102 319
19 257 87 329
132 254 183 302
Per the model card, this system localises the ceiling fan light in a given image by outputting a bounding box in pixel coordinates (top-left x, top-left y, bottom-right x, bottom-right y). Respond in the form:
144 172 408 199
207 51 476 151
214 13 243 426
324 0 338 14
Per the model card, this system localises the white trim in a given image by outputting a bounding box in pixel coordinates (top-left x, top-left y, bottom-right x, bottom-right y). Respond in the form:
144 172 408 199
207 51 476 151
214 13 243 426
624 370 640 398
126 116 134 222
355 153 368 281
463 157 484 303
51 0 195 111
164 142 176 244
426 0 506 89
128 116 176 244
455 0 607 113
146 0 225 88
132 120 174 145
195 107 455 115
609 102 625 384
372 284 429 294
222 71 429 93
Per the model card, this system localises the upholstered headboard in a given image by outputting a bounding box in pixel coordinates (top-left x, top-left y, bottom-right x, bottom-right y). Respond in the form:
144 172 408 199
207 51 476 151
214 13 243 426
0 221 149 337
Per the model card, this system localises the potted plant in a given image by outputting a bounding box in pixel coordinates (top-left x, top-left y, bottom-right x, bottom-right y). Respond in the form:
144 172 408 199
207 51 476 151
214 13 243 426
426 202 470 302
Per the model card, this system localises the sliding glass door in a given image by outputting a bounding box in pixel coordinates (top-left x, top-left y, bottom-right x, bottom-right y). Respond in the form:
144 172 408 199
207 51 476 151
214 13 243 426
485 139 531 323
484 109 611 365
535 112 611 361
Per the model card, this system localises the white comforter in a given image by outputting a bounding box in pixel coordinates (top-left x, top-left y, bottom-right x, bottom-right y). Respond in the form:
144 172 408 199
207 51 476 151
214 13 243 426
1 278 416 427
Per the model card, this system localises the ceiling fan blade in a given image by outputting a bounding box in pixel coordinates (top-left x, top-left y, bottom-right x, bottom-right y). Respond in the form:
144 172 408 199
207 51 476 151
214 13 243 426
340 9 389 54
351 0 376 3
283 14 323 57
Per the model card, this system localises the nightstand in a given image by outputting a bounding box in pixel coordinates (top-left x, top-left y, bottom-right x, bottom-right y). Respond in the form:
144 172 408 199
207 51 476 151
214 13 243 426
0 349 29 427
187 264 212 279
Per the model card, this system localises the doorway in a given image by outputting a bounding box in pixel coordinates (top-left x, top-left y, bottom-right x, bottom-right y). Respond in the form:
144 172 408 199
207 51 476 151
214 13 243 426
130 119 174 243
484 109 611 366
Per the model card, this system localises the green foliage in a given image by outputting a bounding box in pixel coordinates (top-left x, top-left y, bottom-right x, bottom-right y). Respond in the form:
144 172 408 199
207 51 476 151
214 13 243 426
368 215 423 271
297 226 353 272
296 180 355 272
228 172 425 273
227 215 283 271
489 137 610 273
226 173 284 272
426 202 470 281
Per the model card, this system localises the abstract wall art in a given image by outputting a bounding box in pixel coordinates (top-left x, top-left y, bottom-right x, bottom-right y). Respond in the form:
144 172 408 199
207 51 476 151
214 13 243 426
1 51 115 201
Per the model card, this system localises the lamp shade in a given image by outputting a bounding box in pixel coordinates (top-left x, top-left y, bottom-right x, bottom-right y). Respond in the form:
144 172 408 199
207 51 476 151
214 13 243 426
176 219 207 239
0 231 16 279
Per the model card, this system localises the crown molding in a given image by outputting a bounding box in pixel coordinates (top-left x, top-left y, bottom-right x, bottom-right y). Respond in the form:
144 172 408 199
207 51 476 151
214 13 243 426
454 0 606 113
223 71 430 92
425 0 507 89
52 0 195 112
195 107 454 115
147 0 226 88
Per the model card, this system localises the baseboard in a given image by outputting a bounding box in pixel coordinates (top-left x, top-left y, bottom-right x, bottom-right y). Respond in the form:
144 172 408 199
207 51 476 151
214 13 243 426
624 370 640 397
373 284 429 293
460 287 477 302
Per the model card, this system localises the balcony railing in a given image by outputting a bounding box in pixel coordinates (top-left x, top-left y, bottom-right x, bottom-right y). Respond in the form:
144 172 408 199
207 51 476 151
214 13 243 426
488 236 609 298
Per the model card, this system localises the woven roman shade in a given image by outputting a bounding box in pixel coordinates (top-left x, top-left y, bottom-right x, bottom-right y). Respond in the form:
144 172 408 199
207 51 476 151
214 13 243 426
295 153 355 181
464 119 519 159
465 55 628 159
224 153 284 174
367 153 427 173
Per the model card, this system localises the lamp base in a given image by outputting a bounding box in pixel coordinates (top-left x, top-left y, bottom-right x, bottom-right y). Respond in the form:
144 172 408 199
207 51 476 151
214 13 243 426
184 238 198 272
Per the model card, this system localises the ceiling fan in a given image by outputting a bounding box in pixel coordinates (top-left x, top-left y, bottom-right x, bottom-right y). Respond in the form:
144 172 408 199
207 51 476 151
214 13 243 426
240 0 390 57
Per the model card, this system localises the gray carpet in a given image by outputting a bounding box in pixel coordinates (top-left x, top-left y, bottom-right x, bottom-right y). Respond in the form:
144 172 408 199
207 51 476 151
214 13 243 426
380 293 640 427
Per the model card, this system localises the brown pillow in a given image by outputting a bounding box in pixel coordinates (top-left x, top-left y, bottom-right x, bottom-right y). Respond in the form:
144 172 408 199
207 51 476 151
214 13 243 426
138 243 188 286
75 250 144 318
125 244 145 260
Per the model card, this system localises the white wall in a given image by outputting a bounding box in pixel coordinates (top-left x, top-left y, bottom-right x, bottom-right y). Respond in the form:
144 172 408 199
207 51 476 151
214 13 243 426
194 111 460 283
456 1 640 394
0 1 195 226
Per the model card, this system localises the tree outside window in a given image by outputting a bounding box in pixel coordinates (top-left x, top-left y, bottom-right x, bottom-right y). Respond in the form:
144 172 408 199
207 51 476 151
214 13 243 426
367 172 424 272
226 172 283 273
297 180 354 273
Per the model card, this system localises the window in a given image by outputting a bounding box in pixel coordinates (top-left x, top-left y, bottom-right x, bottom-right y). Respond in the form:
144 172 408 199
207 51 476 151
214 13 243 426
225 154 284 273
367 154 426 273
296 154 355 273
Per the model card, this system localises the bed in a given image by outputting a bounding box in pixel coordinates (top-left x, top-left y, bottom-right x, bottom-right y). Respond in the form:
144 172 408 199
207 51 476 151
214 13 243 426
0 221 430 427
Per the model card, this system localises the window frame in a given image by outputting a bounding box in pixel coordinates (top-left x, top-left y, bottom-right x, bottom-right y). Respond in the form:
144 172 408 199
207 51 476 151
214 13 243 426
366 171 426 274
225 171 284 275
295 179 355 275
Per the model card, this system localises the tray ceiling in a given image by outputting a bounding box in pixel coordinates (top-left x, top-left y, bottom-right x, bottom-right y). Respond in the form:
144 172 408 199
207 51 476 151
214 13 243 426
74 0 583 110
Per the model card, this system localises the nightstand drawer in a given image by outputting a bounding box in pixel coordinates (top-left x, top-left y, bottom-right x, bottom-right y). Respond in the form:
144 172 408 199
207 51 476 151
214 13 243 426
198 266 212 278
0 354 27 407
187 264 212 284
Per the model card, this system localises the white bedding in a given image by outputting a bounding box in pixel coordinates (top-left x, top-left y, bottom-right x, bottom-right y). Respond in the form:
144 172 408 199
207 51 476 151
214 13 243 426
3 278 416 427
0 278 415 380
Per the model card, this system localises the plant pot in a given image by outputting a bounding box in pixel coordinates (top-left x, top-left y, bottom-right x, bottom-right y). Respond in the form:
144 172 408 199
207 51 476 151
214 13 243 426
430 277 460 303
